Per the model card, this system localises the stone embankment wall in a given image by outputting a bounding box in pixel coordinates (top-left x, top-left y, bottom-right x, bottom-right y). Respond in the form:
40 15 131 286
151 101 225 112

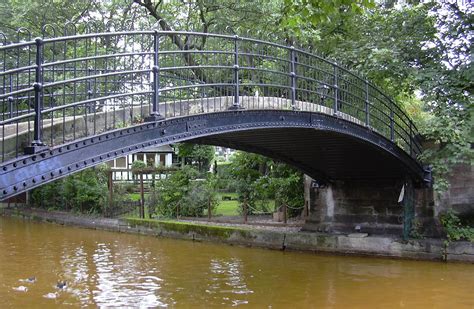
303 162 473 238
436 163 474 220
2 208 473 263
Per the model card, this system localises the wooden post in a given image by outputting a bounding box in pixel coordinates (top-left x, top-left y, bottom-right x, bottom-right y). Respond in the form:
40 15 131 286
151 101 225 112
176 203 180 219
283 203 287 225
108 170 113 216
207 197 212 221
243 198 248 224
140 173 145 219
26 191 29 206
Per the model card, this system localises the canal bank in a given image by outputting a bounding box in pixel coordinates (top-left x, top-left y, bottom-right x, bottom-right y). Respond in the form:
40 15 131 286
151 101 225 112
1 207 473 263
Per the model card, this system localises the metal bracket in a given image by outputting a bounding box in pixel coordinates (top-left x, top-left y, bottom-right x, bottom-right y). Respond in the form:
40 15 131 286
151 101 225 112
24 145 49 155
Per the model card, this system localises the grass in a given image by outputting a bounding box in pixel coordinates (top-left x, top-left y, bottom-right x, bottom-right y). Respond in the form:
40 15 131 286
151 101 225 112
215 193 240 216
124 192 272 218
127 193 143 201
215 199 240 216
212 193 276 217
218 192 238 199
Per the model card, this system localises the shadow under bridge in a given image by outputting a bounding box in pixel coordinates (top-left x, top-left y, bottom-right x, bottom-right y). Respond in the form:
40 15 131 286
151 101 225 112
0 30 428 200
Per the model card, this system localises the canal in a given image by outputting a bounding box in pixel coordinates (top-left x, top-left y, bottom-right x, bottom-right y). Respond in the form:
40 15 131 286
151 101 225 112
0 216 473 308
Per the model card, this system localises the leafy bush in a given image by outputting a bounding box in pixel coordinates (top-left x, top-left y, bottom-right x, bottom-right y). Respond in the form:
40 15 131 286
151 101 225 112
30 165 109 214
152 166 218 217
30 179 64 210
131 160 147 171
440 210 474 242
175 143 215 173
181 180 218 217
228 151 304 217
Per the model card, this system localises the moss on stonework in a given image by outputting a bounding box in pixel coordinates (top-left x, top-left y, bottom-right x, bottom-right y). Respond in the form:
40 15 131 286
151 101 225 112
123 218 253 240
315 235 325 246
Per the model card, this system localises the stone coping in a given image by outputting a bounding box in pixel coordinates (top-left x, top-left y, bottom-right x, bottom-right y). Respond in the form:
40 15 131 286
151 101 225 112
1 207 472 263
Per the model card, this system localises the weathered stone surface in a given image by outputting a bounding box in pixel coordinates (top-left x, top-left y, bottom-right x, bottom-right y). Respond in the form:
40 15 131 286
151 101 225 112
348 233 368 238
303 180 410 235
435 163 474 217
302 174 446 238
3 208 474 263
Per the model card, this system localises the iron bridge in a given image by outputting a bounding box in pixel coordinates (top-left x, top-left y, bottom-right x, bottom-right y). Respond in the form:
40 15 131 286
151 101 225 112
0 28 430 200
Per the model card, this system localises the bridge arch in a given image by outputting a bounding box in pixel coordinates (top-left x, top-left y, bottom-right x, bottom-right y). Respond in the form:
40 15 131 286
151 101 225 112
0 109 425 200
0 30 428 200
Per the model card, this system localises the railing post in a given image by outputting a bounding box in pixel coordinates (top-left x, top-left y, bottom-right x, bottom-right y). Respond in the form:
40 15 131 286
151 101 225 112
7 96 13 119
333 65 339 116
365 79 370 127
229 35 242 110
290 46 297 110
409 122 413 157
390 108 394 142
145 30 164 121
25 37 47 154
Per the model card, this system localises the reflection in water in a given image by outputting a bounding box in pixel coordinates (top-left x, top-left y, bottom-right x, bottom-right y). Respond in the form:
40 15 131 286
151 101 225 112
0 216 473 308
60 244 90 305
92 242 165 307
57 241 168 307
207 258 253 306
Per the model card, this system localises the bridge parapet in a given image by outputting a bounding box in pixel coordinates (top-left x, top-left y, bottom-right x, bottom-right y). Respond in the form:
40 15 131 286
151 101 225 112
0 30 422 164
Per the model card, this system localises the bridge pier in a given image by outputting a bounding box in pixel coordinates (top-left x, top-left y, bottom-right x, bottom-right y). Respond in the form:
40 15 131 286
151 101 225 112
302 177 440 237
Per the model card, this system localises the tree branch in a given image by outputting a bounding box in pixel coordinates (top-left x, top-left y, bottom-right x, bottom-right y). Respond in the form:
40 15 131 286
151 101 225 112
132 0 217 86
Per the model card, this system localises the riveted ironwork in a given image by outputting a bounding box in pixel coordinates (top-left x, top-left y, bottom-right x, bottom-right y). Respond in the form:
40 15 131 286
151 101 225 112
0 110 425 200
0 28 428 200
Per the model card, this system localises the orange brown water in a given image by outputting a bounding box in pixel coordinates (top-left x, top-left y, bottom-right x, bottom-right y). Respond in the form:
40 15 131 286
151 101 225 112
0 216 473 308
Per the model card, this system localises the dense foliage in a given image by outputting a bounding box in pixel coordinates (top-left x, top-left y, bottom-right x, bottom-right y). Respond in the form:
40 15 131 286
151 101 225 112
175 143 215 173
151 165 218 217
228 151 304 217
31 166 110 214
2 0 471 195
440 210 474 243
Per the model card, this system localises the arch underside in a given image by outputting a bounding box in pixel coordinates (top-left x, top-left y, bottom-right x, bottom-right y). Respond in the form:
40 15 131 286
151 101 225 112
0 110 425 201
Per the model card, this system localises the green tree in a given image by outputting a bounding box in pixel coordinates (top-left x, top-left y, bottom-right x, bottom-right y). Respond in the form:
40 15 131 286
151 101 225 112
282 1 472 191
31 166 109 214
0 0 92 36
228 151 304 216
63 168 108 214
5 0 470 193
175 143 214 173
153 165 217 217
415 2 473 191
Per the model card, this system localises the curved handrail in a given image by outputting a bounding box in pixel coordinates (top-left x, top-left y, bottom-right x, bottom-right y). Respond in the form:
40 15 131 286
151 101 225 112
0 30 422 165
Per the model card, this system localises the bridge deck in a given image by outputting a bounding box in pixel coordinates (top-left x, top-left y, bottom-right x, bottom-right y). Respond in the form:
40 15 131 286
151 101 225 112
0 30 427 199
0 96 385 162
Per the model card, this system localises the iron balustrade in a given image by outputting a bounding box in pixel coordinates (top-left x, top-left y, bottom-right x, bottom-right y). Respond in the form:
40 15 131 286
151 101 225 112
0 30 422 165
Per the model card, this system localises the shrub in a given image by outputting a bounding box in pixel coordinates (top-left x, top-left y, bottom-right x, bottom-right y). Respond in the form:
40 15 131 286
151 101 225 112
30 165 109 214
152 166 217 217
440 209 474 242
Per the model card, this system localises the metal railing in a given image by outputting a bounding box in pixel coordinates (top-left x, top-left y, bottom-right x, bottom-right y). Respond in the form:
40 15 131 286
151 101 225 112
0 28 422 164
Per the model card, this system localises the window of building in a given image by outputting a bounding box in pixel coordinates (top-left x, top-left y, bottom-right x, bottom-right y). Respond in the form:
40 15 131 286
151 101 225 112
116 157 126 168
146 154 155 167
